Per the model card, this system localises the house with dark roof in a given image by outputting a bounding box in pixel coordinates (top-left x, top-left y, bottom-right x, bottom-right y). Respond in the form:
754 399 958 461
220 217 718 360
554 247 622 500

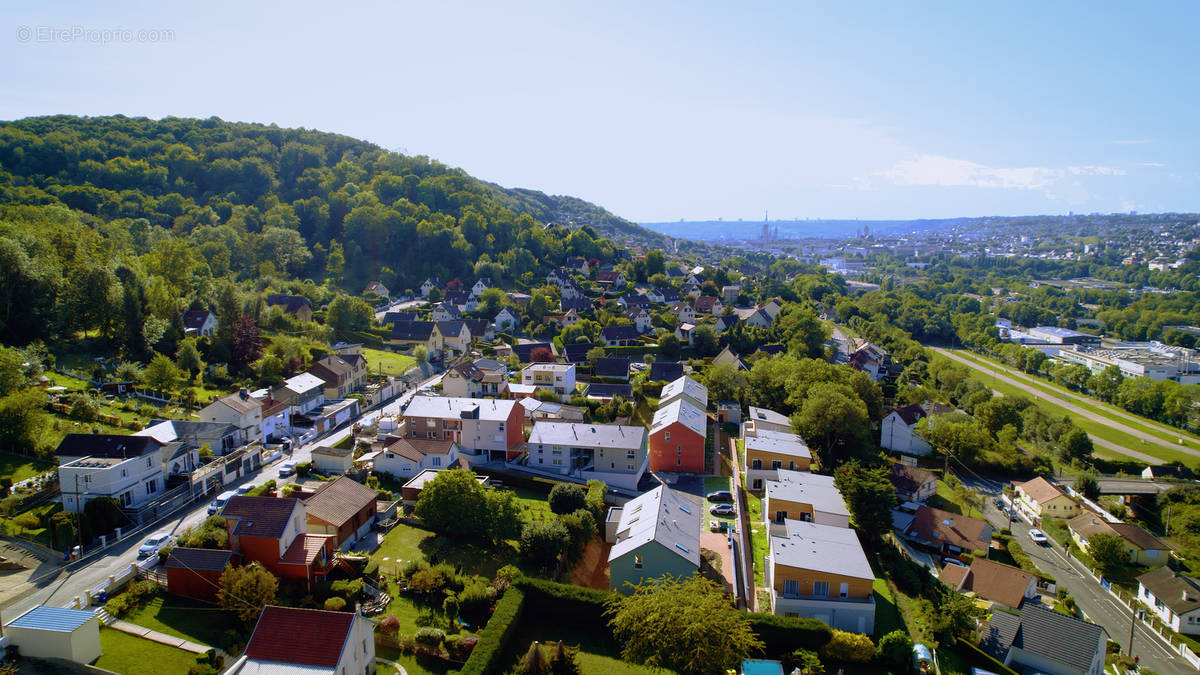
979 603 1107 675
56 434 182 513
901 505 992 555
435 320 471 354
889 463 938 502
381 311 417 325
646 287 681 304
617 293 650 311
265 294 313 322
221 496 334 587
601 325 638 347
307 353 367 399
1068 513 1170 567
182 309 217 337
1137 566 1200 635
879 402 956 456
388 321 437 352
694 296 723 315
848 341 892 381
373 437 461 480
508 341 556 363
363 280 390 298
463 318 495 342
713 346 749 371
431 299 463 321
166 547 239 602
304 476 379 549
230 606 376 675
939 557 1037 610
648 361 684 382
595 356 631 381
585 383 634 401
563 342 595 364
560 296 591 314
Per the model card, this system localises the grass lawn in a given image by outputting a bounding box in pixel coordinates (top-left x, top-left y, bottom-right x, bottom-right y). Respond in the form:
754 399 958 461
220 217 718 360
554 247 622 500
2 501 62 549
362 348 419 377
497 617 673 675
376 645 460 674
370 522 523 580
871 576 905 640
95 628 200 675
749 522 768 586
124 593 238 648
0 452 54 483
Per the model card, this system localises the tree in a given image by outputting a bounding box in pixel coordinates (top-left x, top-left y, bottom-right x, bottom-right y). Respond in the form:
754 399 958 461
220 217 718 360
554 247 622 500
606 575 763 674
1087 533 1128 572
645 250 665 277
143 353 180 395
175 338 205 381
791 382 870 466
519 519 570 571
586 346 607 365
0 346 25 397
516 641 550 675
218 562 279 626
548 483 587 515
691 324 718 357
1059 428 1093 462
834 461 898 542
657 333 682 360
877 630 913 669
916 416 991 467
1074 470 1101 501
326 295 374 332
414 469 521 542
773 303 829 358
932 591 982 646
230 314 263 372
701 362 748 404
113 360 143 384
475 287 510 318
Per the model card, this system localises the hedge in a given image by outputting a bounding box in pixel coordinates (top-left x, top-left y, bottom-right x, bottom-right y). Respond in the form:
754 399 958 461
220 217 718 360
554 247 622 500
459 586 526 675
516 576 614 630
746 612 833 655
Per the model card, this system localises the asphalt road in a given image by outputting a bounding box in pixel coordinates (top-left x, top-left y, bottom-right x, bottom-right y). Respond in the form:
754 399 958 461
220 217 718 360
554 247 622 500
1 370 442 623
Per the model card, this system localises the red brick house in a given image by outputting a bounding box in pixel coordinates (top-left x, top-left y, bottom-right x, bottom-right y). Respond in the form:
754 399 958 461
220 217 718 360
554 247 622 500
221 496 335 587
165 548 239 603
303 477 378 550
648 399 707 473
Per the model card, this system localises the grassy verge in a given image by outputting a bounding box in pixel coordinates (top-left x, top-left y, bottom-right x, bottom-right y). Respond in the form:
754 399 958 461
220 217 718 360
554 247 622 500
871 576 905 640
496 616 672 675
123 594 237 648
95 628 201 675
362 348 418 377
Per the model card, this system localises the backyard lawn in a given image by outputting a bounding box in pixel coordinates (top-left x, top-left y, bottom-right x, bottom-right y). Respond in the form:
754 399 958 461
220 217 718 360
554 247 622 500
362 348 419 377
0 452 54 483
376 645 461 674
871 576 905 640
497 618 674 675
124 593 238 648
370 522 523 580
95 628 200 675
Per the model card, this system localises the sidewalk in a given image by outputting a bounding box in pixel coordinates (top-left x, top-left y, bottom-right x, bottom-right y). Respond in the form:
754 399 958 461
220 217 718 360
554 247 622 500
107 619 214 654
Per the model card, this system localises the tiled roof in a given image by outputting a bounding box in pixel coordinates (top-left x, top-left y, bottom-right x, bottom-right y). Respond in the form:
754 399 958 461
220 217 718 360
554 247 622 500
981 604 1105 674
222 497 301 538
1068 513 1169 551
942 557 1034 609
1017 476 1071 505
244 606 355 667
890 463 937 493
390 321 435 341
1137 566 1200 616
182 310 214 329
600 325 638 341
304 477 378 527
280 533 331 565
214 390 264 415
595 357 631 379
648 361 683 382
904 505 991 551
166 547 236 572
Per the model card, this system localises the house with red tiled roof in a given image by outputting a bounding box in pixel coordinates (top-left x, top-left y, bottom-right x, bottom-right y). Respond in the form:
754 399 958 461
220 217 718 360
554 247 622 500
901 505 992 555
939 557 1037 610
693 296 723 315
229 605 376 674
1014 476 1080 521
182 309 217 337
221 496 334 588
303 476 379 550
1067 513 1170 567
373 437 462 480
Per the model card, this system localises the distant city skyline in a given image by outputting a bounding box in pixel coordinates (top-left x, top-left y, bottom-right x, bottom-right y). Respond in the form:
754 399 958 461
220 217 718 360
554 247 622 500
2 1 1197 222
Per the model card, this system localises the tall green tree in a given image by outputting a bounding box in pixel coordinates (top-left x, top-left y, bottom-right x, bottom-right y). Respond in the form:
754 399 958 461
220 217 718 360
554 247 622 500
791 382 870 466
834 460 899 542
143 353 180 395
218 562 279 627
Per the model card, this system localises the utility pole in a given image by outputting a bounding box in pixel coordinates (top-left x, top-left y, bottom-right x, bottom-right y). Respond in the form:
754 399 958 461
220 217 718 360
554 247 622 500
1128 601 1137 660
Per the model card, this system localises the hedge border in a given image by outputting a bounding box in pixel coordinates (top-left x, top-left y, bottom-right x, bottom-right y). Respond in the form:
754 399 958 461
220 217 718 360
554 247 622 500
460 586 526 675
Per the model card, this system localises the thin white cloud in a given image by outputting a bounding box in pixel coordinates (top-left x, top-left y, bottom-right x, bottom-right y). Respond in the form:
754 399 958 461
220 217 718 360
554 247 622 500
877 154 1125 192
1138 162 1166 168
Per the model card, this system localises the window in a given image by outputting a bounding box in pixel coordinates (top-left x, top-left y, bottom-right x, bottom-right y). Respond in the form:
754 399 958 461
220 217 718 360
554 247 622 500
145 479 158 495
771 460 782 470
431 456 441 467
626 450 636 459
774 511 787 524
813 581 829 597
626 464 634 471
676 445 681 454
752 479 762 490
800 512 813 522
498 423 505 431
120 469 127 478
839 583 849 598
634 555 643 569
783 580 799 597
751 459 762 470
664 431 670 441
146 458 152 468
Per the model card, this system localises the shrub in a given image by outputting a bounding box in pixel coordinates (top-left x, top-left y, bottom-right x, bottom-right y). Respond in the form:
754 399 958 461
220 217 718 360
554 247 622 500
396 632 417 654
12 512 39 530
460 587 526 675
414 626 446 648
877 630 913 667
379 615 400 636
323 597 346 611
548 483 587 515
415 608 442 628
745 613 833 655
819 630 876 663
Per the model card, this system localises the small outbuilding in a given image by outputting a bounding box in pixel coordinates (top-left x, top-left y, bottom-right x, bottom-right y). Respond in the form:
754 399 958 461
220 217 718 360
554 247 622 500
166 547 239 602
4 605 102 664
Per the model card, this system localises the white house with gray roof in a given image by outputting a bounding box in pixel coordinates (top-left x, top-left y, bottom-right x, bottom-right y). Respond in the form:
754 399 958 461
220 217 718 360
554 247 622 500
607 485 700 593
767 519 875 633
528 422 648 490
658 375 708 410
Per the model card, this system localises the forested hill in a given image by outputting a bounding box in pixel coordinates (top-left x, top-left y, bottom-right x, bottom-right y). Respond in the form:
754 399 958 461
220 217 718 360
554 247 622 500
0 114 668 298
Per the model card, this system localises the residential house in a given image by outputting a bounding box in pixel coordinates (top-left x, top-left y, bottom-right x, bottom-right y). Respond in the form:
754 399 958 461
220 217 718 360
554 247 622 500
266 294 313 322
1014 477 1081 521
597 270 626 287
304 476 378 549
762 471 848 532
562 342 595 364
586 382 633 400
565 257 590 275
56 434 191 512
979 604 1107 675
902 505 992 555
648 361 683 382
442 360 486 398
601 325 639 347
521 363 577 396
528 422 648 491
259 395 291 443
741 307 774 328
714 345 749 370
221 497 335 586
420 278 439 297
374 437 461 479
659 375 708 409
435 321 472 355
595 357 631 381
546 268 569 286
647 398 707 473
766 519 875 633
136 419 242 458
388 321 437 352
879 402 955 457
199 390 264 446
646 287 680 304
166 548 239 603
231 606 376 675
1067 513 1170 567
674 322 696 346
363 280 390 298
714 314 741 334
401 468 488 503
889 463 938 502
694 296 723 315
607 485 700 593
939 557 1037 610
519 398 587 423
311 444 354 475
685 272 706 286
493 307 521 333
402 396 524 461
746 436 812 490
463 319 495 342
744 406 793 437
560 281 585 301
307 353 367 399
721 285 741 304
182 309 218 337
561 308 581 328
627 307 652 333
680 282 701 298
470 278 491 298
848 341 892 381
669 302 696 324
1136 566 1200 635
3 606 102 665
271 373 326 417
431 301 463 322
507 341 556 363
761 298 784 320
618 293 650 312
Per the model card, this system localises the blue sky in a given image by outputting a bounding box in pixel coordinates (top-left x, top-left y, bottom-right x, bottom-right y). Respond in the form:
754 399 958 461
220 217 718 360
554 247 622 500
2 1 1197 223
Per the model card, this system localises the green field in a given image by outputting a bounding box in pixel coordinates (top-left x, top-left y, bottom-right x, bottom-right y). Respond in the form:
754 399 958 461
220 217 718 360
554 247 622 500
362 348 418 377
0 452 54 483
95 629 200 675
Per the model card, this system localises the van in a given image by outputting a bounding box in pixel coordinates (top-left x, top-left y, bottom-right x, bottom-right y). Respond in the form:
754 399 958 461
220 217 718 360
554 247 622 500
208 490 238 515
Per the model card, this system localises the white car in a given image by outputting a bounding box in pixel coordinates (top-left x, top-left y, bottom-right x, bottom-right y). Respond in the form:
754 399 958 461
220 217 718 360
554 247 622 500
1027 528 1049 545
138 532 174 558
278 461 297 477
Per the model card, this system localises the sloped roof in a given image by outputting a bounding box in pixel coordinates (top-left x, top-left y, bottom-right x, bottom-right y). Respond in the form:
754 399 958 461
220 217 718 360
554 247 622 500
436 320 467 337
608 485 700 567
980 604 1105 673
904 505 991 551
182 310 214 329
223 497 302 538
166 547 236 572
7 606 95 632
529 422 645 451
282 372 325 394
713 346 748 370
390 321 435 341
312 445 353 458
404 396 516 421
890 463 937 493
941 557 1034 609
1068 513 1170 552
563 343 595 363
600 325 638 341
586 383 633 398
771 519 872 581
244 606 356 668
56 433 162 459
382 311 417 325
746 406 790 428
304 476 378 527
1138 566 1200 616
595 357 631 379
648 361 684 382
745 434 811 461
265 294 312 314
383 437 457 462
214 390 264 415
659 375 708 409
1017 476 1072 505
765 470 846 516
650 398 707 437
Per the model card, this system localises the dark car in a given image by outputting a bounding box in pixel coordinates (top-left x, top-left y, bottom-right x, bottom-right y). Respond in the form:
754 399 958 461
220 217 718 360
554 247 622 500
706 490 733 502
710 504 735 517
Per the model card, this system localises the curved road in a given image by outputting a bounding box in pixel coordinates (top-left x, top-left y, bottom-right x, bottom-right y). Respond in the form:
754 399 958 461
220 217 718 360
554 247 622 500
932 348 1199 466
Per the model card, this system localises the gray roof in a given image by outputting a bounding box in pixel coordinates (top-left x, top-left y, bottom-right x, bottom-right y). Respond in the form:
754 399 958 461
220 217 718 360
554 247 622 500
981 604 1106 673
6 606 95 632
529 422 645 451
404 395 516 422
747 406 791 428
650 398 707 437
282 373 325 394
659 375 708 409
214 390 263 415
765 470 847 517
609 485 700 567
745 434 811 460
770 519 872 580
1138 566 1200 616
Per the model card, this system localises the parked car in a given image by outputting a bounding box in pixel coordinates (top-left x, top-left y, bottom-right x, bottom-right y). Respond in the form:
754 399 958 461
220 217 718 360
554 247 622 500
137 532 174 558
709 504 735 517
709 519 727 533
207 489 238 515
278 461 297 477
234 484 253 495
942 557 967 568
1028 528 1049 545
706 490 733 502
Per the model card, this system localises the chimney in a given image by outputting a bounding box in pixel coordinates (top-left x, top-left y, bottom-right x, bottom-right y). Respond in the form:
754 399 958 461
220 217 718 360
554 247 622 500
239 388 248 400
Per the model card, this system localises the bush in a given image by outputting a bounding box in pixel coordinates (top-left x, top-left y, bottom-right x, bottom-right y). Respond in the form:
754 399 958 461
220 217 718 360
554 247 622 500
396 633 417 654
548 483 587 515
415 607 442 628
819 630 876 663
877 630 913 667
414 626 446 647
379 615 400 636
324 597 346 611
460 586 526 675
12 512 39 530
745 613 833 655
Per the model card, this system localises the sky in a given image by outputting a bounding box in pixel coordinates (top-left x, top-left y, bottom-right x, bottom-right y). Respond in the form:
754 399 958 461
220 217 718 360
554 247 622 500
2 1 1198 224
